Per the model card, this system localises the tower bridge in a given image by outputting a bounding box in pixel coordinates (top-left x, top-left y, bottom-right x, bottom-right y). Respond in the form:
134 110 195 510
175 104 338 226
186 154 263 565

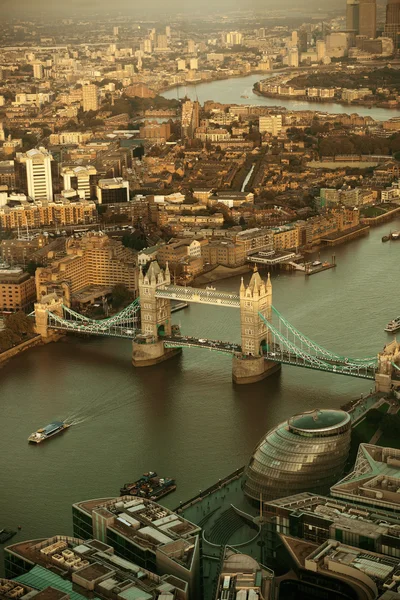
32 261 400 390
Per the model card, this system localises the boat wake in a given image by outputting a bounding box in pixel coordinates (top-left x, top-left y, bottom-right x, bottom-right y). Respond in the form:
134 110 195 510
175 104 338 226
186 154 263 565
63 387 135 428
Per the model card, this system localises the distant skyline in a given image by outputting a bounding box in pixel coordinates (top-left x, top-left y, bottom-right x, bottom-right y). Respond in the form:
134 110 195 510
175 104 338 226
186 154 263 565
1 0 344 18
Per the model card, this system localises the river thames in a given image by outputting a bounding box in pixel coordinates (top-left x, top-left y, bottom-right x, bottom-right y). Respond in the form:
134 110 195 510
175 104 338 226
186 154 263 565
162 73 400 121
1 219 400 570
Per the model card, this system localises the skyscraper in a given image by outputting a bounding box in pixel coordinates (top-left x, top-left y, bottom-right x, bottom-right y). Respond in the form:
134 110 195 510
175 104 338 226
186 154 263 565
358 0 376 38
82 84 99 112
347 0 360 32
385 0 400 49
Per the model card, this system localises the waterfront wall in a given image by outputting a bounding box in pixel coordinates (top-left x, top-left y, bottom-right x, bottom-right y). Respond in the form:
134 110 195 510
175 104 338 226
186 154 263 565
361 206 400 226
0 335 42 364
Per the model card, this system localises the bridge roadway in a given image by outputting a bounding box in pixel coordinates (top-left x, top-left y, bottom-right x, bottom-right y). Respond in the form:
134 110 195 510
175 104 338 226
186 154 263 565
155 285 240 308
163 335 241 354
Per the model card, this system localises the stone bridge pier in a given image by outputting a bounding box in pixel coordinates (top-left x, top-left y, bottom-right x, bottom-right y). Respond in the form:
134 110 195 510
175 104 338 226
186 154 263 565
232 268 280 384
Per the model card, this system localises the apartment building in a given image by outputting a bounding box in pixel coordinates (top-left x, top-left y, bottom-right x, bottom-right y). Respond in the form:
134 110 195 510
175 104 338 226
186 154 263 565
0 265 36 312
35 232 138 305
0 199 97 229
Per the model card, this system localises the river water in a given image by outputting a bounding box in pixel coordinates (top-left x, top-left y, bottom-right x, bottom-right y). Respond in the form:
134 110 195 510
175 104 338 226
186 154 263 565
1 220 400 568
162 73 400 121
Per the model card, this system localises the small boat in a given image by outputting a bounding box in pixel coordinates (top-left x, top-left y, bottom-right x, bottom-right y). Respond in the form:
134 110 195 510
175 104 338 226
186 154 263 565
382 235 390 242
120 472 176 501
240 94 249 98
312 260 322 267
28 421 70 444
391 231 400 240
385 317 400 333
206 285 216 291
0 529 17 544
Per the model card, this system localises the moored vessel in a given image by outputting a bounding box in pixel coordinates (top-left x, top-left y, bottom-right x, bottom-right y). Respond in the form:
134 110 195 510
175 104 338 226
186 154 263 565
120 472 176 501
28 421 70 444
391 231 400 240
385 317 400 333
0 529 16 544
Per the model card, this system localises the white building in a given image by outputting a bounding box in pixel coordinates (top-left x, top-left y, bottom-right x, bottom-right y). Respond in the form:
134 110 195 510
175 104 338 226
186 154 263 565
62 165 97 199
259 114 283 136
288 47 299 67
16 148 53 201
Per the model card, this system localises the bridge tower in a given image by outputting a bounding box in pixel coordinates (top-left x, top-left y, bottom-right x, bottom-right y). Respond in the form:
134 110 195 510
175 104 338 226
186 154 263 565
132 261 181 367
232 268 280 384
34 293 64 340
375 339 400 393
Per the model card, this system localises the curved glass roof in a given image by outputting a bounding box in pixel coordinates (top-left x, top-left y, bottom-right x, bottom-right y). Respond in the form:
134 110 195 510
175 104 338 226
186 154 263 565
288 409 350 433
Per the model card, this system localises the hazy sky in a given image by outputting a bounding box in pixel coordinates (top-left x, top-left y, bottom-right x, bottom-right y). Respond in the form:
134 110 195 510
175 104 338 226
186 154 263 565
1 0 343 18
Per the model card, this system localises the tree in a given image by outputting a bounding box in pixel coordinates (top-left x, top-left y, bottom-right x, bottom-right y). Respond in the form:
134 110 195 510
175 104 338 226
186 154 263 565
4 312 34 336
111 284 132 309
26 260 43 276
0 329 20 351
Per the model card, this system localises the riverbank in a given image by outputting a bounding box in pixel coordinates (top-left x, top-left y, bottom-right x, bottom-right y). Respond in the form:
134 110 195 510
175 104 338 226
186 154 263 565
361 205 400 226
0 335 42 365
162 73 400 121
192 264 252 286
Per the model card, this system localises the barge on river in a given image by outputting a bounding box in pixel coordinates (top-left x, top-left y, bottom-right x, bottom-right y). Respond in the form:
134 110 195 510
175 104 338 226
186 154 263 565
120 472 176 501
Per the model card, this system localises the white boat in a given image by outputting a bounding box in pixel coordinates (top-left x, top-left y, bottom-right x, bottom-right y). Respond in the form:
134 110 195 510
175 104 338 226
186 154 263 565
385 317 400 333
391 231 400 240
312 261 322 267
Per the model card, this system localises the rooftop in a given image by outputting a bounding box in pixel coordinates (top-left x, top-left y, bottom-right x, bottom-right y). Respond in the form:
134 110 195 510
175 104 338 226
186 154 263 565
288 409 351 433
331 444 400 512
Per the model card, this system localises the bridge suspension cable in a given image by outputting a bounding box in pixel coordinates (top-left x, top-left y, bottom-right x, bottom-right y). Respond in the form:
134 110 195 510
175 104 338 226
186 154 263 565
271 306 377 367
259 312 376 379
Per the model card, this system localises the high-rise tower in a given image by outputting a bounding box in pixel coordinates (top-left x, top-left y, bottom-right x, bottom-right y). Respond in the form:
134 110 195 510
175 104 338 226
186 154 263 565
358 0 376 38
347 0 360 32
385 0 400 49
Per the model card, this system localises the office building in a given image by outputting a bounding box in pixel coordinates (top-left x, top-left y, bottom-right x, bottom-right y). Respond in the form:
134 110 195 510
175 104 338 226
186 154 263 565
4 535 192 600
189 57 198 70
259 115 283 136
0 264 36 312
15 148 54 201
331 443 400 512
143 38 152 53
264 491 400 559
187 39 195 53
280 536 400 600
215 548 274 600
347 0 360 31
35 232 138 305
385 0 400 49
96 178 129 204
61 165 97 199
82 84 99 112
72 496 201 598
242 409 351 504
359 0 376 38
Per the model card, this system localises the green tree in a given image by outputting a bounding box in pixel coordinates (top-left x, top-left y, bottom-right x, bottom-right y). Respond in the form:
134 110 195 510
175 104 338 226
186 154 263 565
26 260 43 276
4 312 34 336
111 284 132 309
0 329 20 352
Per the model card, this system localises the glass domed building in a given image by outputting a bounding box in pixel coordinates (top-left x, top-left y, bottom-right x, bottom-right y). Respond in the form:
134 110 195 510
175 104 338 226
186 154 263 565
243 409 351 504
